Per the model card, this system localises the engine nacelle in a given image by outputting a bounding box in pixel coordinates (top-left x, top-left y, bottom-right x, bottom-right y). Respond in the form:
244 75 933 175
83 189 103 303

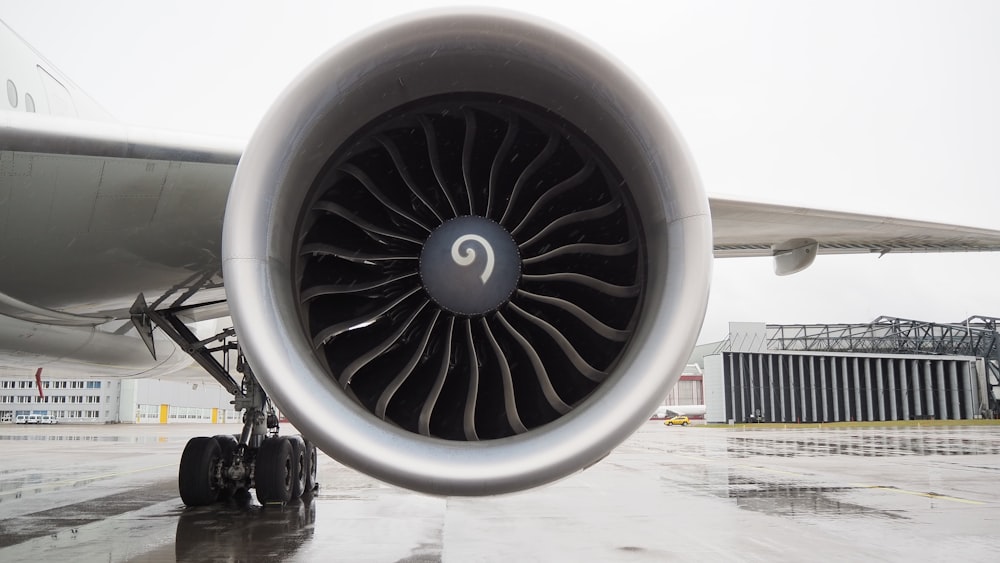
222 10 711 495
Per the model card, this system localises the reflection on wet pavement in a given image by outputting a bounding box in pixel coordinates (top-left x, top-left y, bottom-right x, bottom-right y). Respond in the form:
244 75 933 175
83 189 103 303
726 476 903 519
722 429 1000 458
0 479 179 548
0 422 997 561
670 471 905 520
171 493 316 562
0 468 120 499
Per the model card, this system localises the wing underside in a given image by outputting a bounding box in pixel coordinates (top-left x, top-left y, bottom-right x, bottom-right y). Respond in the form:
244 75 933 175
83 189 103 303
710 196 1000 258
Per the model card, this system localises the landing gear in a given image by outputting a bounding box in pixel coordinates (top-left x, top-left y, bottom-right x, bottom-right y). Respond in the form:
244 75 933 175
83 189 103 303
130 294 320 507
175 367 320 506
177 434 318 506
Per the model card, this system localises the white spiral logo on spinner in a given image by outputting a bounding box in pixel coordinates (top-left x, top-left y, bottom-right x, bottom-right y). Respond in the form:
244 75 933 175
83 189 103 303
451 234 495 284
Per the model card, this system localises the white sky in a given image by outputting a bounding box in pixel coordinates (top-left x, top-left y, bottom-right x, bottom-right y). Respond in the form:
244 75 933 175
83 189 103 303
3 0 999 343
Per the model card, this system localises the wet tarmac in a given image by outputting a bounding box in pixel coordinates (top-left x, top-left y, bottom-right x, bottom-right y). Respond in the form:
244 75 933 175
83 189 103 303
0 422 998 561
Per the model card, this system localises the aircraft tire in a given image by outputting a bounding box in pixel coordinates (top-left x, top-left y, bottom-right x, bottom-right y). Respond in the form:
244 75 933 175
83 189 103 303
303 438 318 494
287 435 307 499
255 436 293 504
179 437 222 506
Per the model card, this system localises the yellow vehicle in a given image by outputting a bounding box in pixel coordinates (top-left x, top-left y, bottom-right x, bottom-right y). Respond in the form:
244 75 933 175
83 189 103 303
664 416 690 427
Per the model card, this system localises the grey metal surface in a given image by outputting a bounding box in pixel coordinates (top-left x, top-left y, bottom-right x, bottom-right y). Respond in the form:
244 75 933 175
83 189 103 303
223 10 712 495
1 422 998 562
0 149 233 317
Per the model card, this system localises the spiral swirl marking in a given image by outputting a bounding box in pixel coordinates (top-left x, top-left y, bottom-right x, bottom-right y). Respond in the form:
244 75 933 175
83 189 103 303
451 234 495 284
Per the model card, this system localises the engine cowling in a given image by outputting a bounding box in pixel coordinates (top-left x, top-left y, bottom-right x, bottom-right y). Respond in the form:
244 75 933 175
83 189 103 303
222 10 712 495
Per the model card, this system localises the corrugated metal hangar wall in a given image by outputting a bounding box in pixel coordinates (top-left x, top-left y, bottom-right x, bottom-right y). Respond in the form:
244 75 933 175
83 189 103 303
705 351 983 423
704 320 995 423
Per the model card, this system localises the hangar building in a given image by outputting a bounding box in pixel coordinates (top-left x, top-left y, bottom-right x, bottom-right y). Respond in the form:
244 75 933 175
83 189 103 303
704 317 999 424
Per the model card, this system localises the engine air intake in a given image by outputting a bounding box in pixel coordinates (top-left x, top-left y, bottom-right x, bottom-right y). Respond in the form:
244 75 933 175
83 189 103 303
296 97 643 441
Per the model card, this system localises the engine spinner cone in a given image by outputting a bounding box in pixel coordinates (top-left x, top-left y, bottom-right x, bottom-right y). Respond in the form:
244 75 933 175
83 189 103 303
420 216 521 316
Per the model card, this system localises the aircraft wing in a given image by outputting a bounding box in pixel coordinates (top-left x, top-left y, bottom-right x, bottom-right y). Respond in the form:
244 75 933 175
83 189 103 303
709 196 1000 274
0 112 240 319
1 112 240 380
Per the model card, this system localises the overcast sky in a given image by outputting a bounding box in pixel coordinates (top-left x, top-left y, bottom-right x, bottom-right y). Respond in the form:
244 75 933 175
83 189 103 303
3 0 998 343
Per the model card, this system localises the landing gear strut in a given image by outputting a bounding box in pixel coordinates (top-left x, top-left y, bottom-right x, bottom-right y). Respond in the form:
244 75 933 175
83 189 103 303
131 295 319 506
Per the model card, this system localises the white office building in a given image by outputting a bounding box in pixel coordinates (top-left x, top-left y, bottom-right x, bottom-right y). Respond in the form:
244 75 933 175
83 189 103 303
1 370 238 424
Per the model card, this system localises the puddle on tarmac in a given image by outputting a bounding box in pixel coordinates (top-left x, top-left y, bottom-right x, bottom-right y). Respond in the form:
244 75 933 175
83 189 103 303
724 431 1000 458
0 467 118 497
720 475 904 519
668 469 904 520
173 493 317 562
0 479 179 548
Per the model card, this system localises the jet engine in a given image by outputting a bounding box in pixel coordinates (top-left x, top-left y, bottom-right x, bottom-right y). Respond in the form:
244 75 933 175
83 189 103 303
222 10 712 496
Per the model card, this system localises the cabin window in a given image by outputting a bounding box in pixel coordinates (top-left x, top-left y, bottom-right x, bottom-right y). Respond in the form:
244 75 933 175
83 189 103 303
25 93 35 112
6 79 17 108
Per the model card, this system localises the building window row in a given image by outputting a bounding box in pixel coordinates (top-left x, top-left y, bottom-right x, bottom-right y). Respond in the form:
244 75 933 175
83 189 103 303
0 395 98 404
0 380 103 389
2 410 103 419
169 406 213 421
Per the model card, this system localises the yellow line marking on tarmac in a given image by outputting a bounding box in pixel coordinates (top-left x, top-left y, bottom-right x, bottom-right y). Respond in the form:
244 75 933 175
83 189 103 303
852 484 985 505
0 463 176 498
